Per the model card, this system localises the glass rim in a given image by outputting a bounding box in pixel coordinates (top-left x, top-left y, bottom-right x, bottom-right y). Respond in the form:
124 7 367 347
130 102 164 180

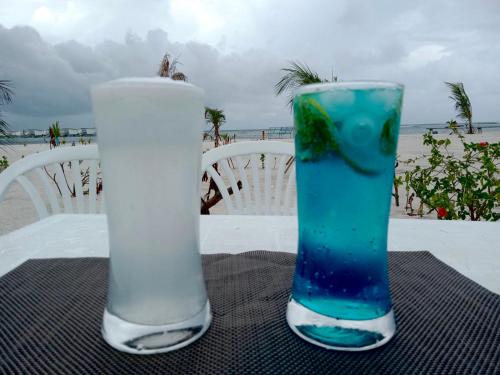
294 80 404 97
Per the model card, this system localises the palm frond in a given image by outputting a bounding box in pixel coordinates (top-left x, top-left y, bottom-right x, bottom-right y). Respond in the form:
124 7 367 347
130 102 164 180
0 116 12 149
0 80 13 146
205 107 226 126
158 53 185 79
275 61 324 95
445 82 473 133
205 107 226 147
158 53 171 77
0 80 14 105
275 61 327 108
0 118 9 136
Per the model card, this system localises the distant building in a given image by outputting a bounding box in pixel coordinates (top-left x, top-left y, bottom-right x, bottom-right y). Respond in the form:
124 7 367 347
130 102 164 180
60 128 81 136
81 128 97 136
67 128 81 136
15 127 97 138
33 129 47 137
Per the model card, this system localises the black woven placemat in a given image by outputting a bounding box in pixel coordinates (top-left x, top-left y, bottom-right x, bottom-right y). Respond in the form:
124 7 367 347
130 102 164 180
0 251 498 375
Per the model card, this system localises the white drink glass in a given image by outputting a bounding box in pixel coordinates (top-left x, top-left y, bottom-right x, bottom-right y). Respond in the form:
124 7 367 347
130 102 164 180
91 78 211 354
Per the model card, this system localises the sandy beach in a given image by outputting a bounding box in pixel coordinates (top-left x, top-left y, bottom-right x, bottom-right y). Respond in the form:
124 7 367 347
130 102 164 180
0 132 498 235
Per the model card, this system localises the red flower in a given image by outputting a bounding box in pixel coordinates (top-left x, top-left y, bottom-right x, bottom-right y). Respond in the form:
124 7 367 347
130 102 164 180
479 142 489 148
437 207 448 219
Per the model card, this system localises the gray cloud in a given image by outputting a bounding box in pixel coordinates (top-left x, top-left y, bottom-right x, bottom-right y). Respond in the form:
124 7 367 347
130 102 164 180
0 25 288 130
1 0 500 130
0 25 93 117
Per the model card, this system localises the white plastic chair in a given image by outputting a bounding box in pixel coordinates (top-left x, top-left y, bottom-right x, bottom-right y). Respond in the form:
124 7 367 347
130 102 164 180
201 141 296 215
0 145 104 220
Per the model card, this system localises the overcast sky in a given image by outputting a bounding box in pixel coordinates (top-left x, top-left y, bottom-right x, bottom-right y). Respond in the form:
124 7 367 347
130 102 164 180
1 0 499 130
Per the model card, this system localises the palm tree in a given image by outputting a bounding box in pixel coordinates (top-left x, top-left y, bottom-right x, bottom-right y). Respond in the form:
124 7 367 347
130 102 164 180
446 119 459 135
275 61 332 108
0 80 14 139
445 82 474 134
202 107 227 214
158 53 187 81
205 107 226 148
446 119 458 127
445 118 457 129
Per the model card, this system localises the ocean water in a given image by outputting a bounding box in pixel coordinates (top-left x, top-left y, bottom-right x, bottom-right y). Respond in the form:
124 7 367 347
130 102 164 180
211 122 500 140
291 84 402 321
4 121 499 145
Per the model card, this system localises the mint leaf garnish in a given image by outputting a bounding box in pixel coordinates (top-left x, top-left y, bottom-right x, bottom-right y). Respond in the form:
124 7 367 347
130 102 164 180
294 96 337 161
380 112 399 155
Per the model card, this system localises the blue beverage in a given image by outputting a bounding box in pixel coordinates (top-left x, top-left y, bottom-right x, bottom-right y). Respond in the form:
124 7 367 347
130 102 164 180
287 82 403 351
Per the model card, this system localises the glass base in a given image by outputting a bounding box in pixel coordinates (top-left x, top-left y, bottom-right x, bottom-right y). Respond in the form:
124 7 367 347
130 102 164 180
102 301 212 354
286 298 395 351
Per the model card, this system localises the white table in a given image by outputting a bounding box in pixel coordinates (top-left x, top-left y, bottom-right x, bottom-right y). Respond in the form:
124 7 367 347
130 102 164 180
0 214 499 294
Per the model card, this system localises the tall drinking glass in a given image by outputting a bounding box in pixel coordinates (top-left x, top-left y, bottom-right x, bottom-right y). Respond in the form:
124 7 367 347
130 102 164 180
91 78 211 354
287 81 404 351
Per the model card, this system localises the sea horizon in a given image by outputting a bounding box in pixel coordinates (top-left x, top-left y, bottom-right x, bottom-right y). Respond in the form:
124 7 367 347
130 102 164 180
2 121 499 145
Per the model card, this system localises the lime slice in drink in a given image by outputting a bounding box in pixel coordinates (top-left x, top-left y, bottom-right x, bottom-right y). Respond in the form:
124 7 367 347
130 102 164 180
335 113 398 175
294 95 399 175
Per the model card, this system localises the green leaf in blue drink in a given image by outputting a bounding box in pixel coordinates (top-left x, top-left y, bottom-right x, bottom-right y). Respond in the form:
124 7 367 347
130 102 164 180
294 95 338 161
294 93 399 175
380 111 399 156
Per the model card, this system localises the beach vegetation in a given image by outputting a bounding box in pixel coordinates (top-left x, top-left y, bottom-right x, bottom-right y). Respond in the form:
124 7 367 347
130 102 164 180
79 137 92 145
446 119 458 131
220 133 230 145
158 53 187 81
205 107 226 148
393 172 403 207
0 155 9 172
404 131 499 221
0 80 14 146
445 82 474 134
275 61 333 108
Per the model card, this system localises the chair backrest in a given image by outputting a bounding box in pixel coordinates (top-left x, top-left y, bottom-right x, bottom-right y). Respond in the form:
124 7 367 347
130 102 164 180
0 145 103 220
201 141 296 215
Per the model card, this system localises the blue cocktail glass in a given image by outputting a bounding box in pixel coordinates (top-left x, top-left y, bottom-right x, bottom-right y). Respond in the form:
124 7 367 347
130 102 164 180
287 81 404 351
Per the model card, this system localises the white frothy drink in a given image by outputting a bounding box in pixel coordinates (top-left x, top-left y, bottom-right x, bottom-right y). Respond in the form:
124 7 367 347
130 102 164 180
92 78 208 326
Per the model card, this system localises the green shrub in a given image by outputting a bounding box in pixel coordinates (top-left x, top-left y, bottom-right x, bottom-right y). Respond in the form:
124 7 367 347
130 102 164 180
0 155 8 172
404 131 499 221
